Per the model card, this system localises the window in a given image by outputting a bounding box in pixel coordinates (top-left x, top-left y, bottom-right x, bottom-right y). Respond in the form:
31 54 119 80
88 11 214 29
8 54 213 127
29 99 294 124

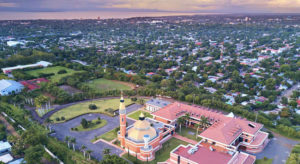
245 139 248 142
248 123 256 128
177 155 180 164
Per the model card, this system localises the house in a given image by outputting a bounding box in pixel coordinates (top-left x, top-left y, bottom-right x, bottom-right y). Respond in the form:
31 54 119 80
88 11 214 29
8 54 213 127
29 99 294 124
0 141 11 153
0 80 24 96
146 72 156 77
2 61 52 74
0 153 13 163
145 99 171 112
8 158 25 164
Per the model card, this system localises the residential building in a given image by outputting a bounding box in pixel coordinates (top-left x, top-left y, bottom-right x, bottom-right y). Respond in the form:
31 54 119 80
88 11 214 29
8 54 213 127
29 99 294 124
0 80 24 96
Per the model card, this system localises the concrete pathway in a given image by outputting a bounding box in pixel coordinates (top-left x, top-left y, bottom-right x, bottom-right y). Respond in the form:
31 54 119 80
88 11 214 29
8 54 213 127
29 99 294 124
50 104 142 160
173 134 198 145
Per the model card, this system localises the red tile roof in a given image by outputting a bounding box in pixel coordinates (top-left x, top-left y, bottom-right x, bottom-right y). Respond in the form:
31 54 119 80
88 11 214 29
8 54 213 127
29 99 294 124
20 78 49 90
152 102 263 145
173 144 232 164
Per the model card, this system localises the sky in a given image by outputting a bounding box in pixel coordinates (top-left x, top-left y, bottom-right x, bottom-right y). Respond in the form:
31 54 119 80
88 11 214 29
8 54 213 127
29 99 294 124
0 0 300 20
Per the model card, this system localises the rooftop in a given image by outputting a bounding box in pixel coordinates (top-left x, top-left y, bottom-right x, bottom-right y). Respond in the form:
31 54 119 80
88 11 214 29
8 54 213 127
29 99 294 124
146 98 171 108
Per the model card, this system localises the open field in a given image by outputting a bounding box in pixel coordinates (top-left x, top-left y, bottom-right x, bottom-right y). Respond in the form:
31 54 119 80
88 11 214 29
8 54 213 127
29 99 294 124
123 137 188 164
72 119 107 132
85 78 132 92
50 98 133 123
176 126 202 142
26 66 83 83
127 110 153 120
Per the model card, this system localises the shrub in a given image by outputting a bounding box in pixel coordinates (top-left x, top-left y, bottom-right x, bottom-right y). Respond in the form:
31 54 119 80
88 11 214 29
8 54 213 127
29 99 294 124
57 69 67 74
89 104 97 110
75 128 78 131
55 117 60 121
81 118 88 129
61 116 65 120
96 120 101 124
131 97 137 102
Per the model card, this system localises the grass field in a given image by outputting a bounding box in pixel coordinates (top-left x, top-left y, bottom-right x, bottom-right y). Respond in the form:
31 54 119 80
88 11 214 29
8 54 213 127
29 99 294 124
123 138 188 164
127 110 153 120
72 119 107 132
26 66 83 83
176 126 202 142
93 127 119 142
255 158 273 164
85 78 132 92
50 98 133 123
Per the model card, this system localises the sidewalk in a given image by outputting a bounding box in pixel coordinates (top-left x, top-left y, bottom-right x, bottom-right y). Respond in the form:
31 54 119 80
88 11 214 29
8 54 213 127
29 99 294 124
173 134 198 145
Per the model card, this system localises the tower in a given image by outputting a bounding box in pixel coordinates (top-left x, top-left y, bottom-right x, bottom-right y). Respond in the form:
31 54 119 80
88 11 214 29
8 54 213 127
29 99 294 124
119 94 126 148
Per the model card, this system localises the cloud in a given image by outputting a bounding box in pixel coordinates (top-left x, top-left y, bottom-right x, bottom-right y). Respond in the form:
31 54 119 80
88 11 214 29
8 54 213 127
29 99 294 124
0 2 17 7
0 0 299 13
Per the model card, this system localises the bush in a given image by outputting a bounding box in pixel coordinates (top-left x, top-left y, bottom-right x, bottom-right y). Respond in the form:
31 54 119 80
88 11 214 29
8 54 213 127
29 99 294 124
81 118 88 129
57 69 67 74
131 97 137 102
61 116 65 120
55 117 60 121
89 104 97 110
96 120 101 124
74 128 78 131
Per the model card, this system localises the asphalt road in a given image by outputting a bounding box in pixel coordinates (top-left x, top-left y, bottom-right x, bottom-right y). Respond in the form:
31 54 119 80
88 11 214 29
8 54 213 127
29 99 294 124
50 104 141 160
255 133 299 164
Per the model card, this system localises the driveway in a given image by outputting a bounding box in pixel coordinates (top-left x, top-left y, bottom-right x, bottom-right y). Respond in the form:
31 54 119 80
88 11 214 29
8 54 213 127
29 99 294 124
254 133 299 164
50 104 141 160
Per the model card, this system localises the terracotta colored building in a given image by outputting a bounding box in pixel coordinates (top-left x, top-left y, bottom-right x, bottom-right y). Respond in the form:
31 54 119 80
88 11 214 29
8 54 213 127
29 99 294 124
117 96 175 161
152 102 269 163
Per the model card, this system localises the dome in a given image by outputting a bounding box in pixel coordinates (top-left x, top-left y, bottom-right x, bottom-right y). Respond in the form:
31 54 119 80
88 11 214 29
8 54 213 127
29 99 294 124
127 113 157 141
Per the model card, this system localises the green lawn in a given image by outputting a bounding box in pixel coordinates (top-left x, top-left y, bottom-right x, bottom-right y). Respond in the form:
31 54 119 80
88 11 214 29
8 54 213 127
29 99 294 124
92 127 119 142
255 158 273 164
72 119 107 132
127 110 153 120
176 126 202 142
26 66 83 83
50 98 133 123
85 78 132 92
123 137 189 164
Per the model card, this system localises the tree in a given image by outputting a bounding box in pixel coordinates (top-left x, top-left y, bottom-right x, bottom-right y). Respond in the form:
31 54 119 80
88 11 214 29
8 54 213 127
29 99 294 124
24 144 44 164
183 113 191 127
81 145 87 158
65 136 70 148
177 117 185 134
103 148 111 156
71 138 76 151
81 118 89 129
87 149 93 160
200 116 209 129
265 78 276 90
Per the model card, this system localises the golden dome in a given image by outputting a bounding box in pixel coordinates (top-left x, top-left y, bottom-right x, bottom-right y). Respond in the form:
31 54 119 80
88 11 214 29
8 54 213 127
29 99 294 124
128 119 157 142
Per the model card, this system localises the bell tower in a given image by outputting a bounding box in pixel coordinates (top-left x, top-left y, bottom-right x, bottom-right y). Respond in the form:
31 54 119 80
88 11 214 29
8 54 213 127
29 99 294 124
119 94 126 148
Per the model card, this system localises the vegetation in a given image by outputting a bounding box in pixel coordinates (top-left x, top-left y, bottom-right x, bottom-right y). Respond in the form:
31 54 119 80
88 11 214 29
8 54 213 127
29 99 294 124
286 143 300 164
175 126 202 142
50 98 133 123
94 127 120 142
26 66 84 83
255 157 273 164
72 118 107 132
85 78 132 92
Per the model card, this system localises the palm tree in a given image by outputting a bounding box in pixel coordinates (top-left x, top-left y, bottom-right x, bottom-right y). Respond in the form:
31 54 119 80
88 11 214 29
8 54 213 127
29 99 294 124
81 145 87 158
70 138 76 151
65 136 70 148
177 117 185 134
87 150 92 160
103 148 110 156
195 123 201 139
184 113 190 127
200 116 209 130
